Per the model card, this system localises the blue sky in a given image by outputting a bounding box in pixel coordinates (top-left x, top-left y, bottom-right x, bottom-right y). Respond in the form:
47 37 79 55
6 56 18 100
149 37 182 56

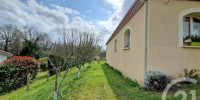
0 0 135 47
31 0 114 22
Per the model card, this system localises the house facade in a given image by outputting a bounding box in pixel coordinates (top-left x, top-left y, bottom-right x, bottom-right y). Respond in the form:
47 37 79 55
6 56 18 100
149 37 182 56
0 50 13 63
106 0 200 85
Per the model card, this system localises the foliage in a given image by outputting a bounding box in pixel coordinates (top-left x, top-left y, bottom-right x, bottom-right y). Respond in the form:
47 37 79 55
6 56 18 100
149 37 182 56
40 63 48 71
1 62 200 100
144 71 171 91
48 54 65 76
197 78 200 84
20 39 44 59
38 58 48 64
191 35 200 42
38 58 48 71
183 68 200 78
0 56 38 92
190 42 200 46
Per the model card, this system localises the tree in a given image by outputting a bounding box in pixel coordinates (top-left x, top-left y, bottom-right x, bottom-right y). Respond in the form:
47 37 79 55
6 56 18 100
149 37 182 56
23 26 45 45
0 24 22 52
42 27 100 100
20 39 43 59
44 42 70 100
61 28 99 78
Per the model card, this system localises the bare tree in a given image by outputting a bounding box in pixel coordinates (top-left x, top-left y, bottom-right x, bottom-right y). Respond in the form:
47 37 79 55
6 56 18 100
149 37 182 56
62 28 99 78
44 43 69 100
23 26 45 45
42 27 100 100
38 33 52 51
0 24 22 53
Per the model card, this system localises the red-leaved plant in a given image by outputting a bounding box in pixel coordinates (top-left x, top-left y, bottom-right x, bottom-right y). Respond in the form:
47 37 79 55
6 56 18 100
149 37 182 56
0 56 39 92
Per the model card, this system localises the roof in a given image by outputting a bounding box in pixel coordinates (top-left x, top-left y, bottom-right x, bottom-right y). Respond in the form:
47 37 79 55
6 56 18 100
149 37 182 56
0 50 13 57
106 0 148 45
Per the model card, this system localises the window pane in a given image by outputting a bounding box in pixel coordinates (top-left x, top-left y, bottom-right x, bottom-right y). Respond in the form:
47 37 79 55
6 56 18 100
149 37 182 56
198 19 200 36
183 17 190 38
193 18 199 36
114 39 117 52
127 32 130 47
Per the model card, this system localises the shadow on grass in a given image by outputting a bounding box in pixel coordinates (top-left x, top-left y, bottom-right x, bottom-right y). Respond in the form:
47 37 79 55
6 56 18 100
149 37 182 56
36 73 48 81
61 75 85 99
101 63 143 100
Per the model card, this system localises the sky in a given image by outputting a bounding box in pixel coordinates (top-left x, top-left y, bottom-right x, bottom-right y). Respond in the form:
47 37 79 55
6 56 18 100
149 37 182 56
0 0 135 47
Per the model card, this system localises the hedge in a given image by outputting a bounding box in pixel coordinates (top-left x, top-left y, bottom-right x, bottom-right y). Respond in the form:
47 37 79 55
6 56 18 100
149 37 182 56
0 56 39 92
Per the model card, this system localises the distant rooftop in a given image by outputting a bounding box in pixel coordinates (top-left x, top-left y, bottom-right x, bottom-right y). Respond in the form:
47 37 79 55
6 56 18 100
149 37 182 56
0 50 13 57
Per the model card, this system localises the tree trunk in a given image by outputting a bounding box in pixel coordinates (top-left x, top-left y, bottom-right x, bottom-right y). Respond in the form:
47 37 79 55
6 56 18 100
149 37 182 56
54 72 58 100
5 38 8 52
83 65 85 71
78 68 80 78
58 67 69 91
54 91 58 100
26 73 30 91
47 70 49 81
89 62 91 66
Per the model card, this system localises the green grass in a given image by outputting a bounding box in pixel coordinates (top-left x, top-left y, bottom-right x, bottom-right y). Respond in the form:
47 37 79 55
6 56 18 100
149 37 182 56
190 42 200 46
0 62 200 100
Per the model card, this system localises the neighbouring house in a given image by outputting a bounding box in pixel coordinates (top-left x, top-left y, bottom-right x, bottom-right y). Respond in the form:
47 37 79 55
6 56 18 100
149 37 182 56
106 0 200 85
0 50 13 63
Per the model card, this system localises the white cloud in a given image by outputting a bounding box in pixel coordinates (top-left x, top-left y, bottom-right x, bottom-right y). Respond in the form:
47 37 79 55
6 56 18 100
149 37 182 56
51 4 80 15
0 0 93 41
0 0 135 47
69 16 95 32
105 0 124 9
97 0 135 45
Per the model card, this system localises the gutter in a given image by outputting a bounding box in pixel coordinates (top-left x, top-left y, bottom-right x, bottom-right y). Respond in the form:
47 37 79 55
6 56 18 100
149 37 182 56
143 0 148 86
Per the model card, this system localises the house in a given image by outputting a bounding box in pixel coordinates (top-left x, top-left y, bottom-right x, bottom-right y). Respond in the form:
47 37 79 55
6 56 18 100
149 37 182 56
106 0 200 85
0 50 13 63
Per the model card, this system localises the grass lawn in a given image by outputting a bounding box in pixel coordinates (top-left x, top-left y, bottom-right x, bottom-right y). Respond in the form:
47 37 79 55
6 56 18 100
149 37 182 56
0 62 199 100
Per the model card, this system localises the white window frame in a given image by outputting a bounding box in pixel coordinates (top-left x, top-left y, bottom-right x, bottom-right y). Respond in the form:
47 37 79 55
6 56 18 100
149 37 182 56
178 8 200 47
124 26 132 49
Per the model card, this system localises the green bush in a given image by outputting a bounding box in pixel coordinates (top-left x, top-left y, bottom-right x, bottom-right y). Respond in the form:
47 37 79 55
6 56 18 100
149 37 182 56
183 69 199 78
20 39 44 59
0 56 38 92
40 63 48 71
191 35 200 42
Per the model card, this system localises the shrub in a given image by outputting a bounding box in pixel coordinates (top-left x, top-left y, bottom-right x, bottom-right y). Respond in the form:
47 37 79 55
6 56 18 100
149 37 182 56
20 39 44 59
144 71 171 91
191 35 200 42
183 68 199 78
40 63 48 71
0 56 38 92
197 79 200 84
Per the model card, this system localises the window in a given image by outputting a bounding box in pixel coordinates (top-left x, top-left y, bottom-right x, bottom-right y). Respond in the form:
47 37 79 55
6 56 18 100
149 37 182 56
183 13 200 46
193 18 200 36
114 39 117 52
183 17 190 39
124 29 130 48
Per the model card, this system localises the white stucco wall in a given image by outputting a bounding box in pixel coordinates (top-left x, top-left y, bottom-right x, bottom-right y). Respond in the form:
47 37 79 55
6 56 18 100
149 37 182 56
0 53 8 63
